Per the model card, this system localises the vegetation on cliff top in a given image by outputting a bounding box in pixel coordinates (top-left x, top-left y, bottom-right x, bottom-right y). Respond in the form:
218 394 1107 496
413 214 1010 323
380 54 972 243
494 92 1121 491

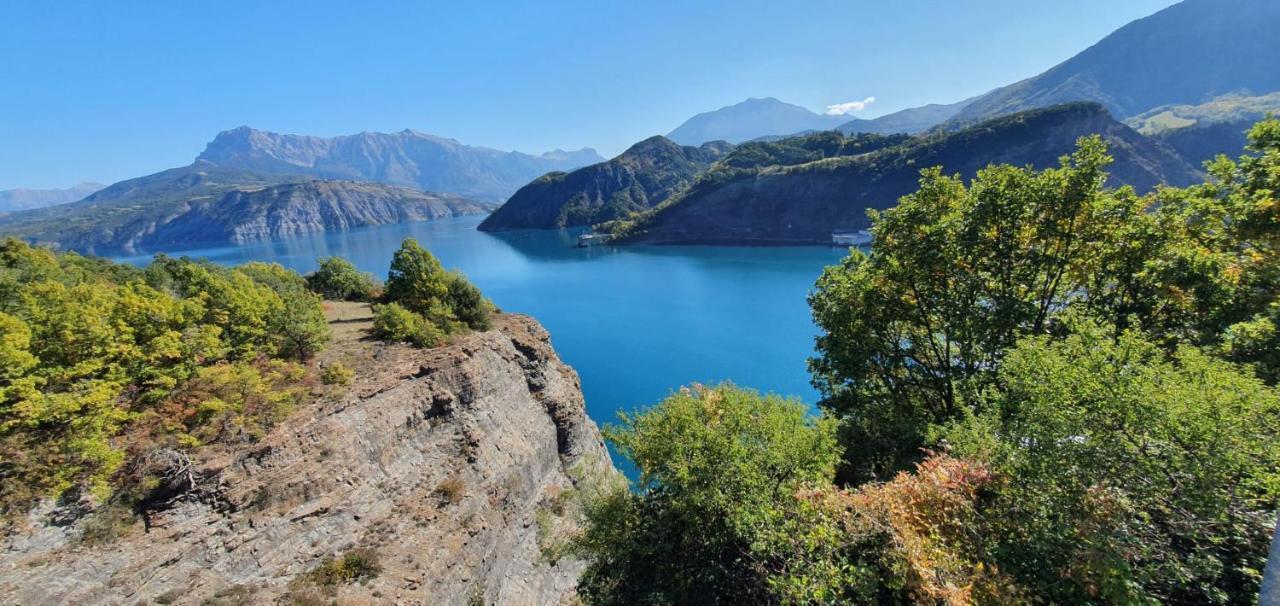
0 235 493 524
0 243 329 516
372 238 493 347
574 119 1280 604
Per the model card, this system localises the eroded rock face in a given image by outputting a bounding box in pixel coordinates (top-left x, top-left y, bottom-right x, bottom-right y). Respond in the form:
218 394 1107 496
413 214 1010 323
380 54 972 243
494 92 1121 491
1 314 614 606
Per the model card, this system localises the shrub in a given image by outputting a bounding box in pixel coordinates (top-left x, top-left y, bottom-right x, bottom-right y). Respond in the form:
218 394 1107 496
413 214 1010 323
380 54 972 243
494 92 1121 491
574 384 840 605
305 548 381 587
383 239 491 333
371 302 445 348
319 362 354 386
445 270 492 331
306 257 379 301
436 476 465 505
941 323 1280 604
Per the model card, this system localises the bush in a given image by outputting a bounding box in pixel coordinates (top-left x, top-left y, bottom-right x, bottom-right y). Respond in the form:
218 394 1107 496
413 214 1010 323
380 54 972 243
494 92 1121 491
319 362 354 386
305 548 381 587
574 384 840 605
445 271 492 331
371 302 445 348
940 323 1280 604
383 239 491 332
306 257 379 301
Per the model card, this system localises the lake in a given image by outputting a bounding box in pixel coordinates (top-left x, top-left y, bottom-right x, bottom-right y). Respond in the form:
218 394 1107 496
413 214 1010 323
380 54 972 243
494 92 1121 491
116 215 849 433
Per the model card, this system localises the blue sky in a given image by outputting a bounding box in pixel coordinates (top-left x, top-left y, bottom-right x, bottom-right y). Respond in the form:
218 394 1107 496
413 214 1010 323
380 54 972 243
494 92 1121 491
1 0 1179 190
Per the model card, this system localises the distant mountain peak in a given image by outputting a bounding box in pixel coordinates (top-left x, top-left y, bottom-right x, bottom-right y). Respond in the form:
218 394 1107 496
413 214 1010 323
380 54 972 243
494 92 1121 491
667 97 849 145
0 182 106 212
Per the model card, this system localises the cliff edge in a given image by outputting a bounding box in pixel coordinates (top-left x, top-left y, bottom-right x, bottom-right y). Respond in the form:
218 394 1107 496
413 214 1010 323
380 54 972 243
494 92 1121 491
0 307 615 605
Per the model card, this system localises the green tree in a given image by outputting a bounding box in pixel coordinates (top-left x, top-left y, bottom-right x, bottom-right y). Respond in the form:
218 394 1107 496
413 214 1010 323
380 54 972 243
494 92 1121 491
271 285 330 361
0 245 326 516
809 137 1136 479
371 302 445 348
378 239 492 344
384 239 453 316
306 257 380 301
445 270 492 331
574 384 840 605
943 321 1280 604
1147 119 1280 381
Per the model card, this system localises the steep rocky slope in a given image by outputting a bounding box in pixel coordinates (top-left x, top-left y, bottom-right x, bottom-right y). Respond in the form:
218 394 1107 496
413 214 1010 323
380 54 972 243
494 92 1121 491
198 127 603 202
0 308 615 606
952 0 1280 123
0 172 492 254
479 136 732 231
614 103 1199 246
144 180 492 248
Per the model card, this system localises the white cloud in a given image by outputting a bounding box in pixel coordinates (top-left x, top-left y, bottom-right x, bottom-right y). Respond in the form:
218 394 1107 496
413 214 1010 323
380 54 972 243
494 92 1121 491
825 96 877 116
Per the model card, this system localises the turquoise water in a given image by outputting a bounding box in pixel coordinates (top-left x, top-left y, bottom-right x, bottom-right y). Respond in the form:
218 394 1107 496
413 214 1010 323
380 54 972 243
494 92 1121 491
116 215 848 431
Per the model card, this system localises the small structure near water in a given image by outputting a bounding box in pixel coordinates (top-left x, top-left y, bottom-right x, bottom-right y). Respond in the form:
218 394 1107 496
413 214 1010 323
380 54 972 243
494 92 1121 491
832 230 872 247
577 233 612 248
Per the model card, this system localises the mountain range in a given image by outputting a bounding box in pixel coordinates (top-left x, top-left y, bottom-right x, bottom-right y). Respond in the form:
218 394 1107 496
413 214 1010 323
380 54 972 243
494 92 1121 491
0 182 104 213
610 103 1199 245
0 126 607 253
666 97 971 146
478 137 732 231
664 0 1279 146
197 126 602 203
474 0 1277 244
666 98 850 146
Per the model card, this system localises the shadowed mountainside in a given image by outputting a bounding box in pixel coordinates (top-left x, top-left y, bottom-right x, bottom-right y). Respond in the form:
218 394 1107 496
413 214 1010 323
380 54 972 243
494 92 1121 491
612 103 1199 245
479 136 731 231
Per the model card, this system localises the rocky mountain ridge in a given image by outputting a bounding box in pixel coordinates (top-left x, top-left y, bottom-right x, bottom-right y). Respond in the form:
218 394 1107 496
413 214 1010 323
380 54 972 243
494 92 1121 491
198 126 603 203
951 0 1280 124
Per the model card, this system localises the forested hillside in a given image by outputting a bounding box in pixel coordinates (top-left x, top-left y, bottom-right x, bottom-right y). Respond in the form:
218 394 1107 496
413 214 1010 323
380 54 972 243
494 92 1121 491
608 103 1199 245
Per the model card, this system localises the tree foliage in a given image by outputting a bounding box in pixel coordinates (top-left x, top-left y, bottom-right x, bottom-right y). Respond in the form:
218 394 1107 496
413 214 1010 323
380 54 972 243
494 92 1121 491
579 119 1280 605
811 121 1280 480
375 239 492 347
0 241 328 516
941 322 1280 604
573 384 840 606
306 256 380 302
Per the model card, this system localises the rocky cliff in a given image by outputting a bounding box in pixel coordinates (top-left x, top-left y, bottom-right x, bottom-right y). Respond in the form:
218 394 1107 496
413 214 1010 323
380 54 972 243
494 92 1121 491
145 180 493 248
479 136 731 231
0 173 493 254
0 310 615 605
